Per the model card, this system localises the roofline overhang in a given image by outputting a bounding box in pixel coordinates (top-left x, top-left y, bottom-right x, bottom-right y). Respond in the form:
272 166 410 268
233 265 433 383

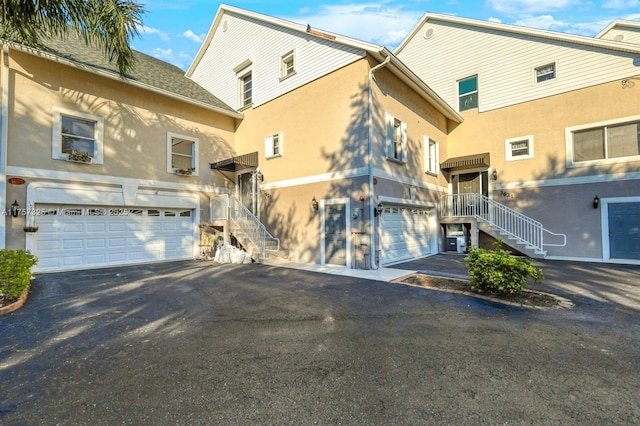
2 40 244 119
596 19 640 39
187 3 383 77
395 13 640 56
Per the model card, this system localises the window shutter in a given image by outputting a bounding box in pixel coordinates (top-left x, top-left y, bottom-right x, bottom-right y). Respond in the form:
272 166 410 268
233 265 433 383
385 113 394 158
264 135 274 158
424 136 430 173
400 121 408 162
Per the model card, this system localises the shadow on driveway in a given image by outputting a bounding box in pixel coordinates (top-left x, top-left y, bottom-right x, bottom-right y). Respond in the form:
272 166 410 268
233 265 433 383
1 260 639 424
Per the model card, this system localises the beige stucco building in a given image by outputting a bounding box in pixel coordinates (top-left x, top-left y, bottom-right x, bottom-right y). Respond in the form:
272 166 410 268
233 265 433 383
2 5 639 273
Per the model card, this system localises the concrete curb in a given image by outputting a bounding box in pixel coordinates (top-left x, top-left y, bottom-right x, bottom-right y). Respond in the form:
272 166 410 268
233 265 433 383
392 274 575 310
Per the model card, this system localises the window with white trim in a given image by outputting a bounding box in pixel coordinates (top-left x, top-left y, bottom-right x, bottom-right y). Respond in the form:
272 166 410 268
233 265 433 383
265 132 283 158
567 117 640 167
240 71 252 107
167 132 199 175
424 137 439 174
52 107 104 164
458 75 478 112
505 135 534 161
535 63 556 83
385 113 407 163
280 50 295 79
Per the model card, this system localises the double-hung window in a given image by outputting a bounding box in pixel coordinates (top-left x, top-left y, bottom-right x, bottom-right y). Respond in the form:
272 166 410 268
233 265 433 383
167 132 199 175
234 59 253 109
505 135 534 161
567 117 640 166
424 137 439 174
52 107 104 164
265 132 283 158
458 75 478 112
385 113 407 163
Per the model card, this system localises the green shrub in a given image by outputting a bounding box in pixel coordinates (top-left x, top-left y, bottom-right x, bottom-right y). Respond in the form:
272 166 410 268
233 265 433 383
0 249 38 304
463 239 543 295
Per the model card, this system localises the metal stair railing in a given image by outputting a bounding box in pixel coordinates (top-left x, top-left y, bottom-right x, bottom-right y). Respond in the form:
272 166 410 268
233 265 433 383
440 193 566 253
229 196 280 257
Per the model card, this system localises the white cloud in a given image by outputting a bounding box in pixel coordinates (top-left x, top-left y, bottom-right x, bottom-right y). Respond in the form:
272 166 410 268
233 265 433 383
286 3 422 48
139 25 170 41
151 48 174 62
488 16 503 23
514 15 568 30
182 30 205 43
603 0 639 9
486 0 580 14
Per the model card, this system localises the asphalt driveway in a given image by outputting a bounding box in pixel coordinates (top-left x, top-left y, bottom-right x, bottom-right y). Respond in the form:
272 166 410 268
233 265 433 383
1 261 639 425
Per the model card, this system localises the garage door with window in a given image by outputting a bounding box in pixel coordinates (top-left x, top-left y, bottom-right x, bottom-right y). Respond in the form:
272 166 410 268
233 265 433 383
379 205 432 265
33 206 195 272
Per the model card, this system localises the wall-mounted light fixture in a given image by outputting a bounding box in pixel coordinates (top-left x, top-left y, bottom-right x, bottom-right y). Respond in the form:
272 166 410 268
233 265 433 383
11 200 19 218
374 202 384 217
593 195 600 209
311 196 319 212
491 170 498 181
255 170 264 182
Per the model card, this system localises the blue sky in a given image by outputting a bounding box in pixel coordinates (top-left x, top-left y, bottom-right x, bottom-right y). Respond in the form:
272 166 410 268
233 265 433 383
135 1 640 70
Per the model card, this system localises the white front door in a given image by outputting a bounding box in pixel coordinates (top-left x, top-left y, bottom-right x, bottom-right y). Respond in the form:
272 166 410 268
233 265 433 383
33 206 194 272
379 205 432 265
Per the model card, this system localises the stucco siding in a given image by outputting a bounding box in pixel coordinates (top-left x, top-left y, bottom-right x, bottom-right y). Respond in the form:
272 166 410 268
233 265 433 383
189 10 366 110
397 20 640 112
6 51 236 187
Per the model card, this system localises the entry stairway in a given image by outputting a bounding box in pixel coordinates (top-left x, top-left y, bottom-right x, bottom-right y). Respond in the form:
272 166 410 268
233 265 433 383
229 196 287 262
440 194 566 258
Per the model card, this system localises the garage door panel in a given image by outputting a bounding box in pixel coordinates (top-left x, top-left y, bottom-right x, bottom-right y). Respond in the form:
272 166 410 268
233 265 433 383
380 205 433 265
33 206 195 272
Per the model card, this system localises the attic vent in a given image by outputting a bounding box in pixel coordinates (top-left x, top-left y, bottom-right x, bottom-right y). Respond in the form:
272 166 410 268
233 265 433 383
424 28 434 40
613 34 624 42
223 20 228 32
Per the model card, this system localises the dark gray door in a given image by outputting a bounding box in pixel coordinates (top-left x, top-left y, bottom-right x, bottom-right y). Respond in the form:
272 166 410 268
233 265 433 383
324 204 347 266
609 202 640 259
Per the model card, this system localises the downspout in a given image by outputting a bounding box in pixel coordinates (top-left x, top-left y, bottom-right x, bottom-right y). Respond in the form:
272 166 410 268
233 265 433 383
367 54 390 270
0 45 9 249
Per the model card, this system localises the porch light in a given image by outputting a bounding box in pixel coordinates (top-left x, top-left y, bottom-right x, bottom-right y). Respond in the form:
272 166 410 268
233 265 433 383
491 170 498 181
374 202 384 217
311 196 319 212
11 200 19 218
593 195 600 209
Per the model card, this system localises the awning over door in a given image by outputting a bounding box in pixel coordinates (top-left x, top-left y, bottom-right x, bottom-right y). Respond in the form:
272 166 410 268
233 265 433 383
210 151 258 172
440 152 490 171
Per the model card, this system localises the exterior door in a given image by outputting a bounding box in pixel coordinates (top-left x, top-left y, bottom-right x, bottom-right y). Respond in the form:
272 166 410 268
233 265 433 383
238 172 256 215
609 203 640 259
324 203 347 266
453 172 488 196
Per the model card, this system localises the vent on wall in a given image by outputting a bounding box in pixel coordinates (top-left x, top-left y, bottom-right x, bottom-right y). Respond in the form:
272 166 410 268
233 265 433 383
613 34 624 42
424 28 434 40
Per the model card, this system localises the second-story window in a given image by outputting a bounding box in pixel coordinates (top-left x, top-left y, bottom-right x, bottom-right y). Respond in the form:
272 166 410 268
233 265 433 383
385 113 407 163
167 132 199 176
265 132 283 158
52 107 104 164
458 75 478 112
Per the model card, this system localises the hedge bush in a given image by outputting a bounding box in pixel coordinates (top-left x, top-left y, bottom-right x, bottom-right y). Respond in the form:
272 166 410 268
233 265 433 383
463 239 543 295
0 249 38 304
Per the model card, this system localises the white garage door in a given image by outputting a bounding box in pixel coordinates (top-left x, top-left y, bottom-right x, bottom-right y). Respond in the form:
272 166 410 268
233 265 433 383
380 205 432 265
33 206 194 272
